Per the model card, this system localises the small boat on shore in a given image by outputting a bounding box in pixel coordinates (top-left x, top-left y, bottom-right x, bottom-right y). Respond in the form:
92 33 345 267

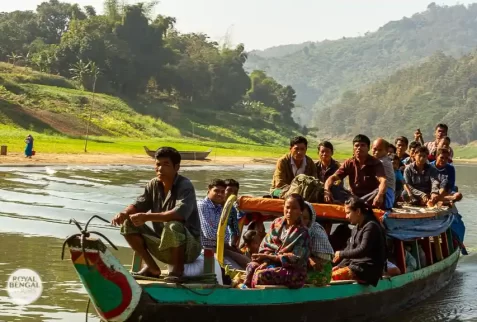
143 146 212 160
63 197 462 322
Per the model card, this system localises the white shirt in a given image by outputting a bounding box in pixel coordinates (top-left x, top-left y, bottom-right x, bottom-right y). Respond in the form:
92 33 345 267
291 157 307 176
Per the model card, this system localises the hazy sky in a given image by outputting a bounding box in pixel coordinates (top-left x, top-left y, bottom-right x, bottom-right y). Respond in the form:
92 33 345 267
1 0 475 50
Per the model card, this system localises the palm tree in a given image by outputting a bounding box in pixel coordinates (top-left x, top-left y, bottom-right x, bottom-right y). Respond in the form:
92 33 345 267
84 61 101 153
7 52 23 66
69 59 91 90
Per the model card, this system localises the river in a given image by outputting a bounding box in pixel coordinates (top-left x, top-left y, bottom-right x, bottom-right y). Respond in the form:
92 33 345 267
0 163 476 322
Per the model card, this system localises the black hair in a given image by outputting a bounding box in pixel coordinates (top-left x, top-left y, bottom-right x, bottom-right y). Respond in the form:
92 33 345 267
435 123 449 132
290 136 308 148
416 146 429 155
352 134 371 148
224 179 239 189
436 148 451 156
345 196 375 220
390 153 400 162
442 136 451 144
409 141 421 150
285 193 306 211
318 141 334 153
394 136 409 147
208 179 227 190
243 230 258 245
388 144 397 153
155 147 181 166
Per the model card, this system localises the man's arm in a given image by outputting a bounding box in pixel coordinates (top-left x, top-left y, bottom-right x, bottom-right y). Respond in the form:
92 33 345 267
112 181 153 226
271 157 288 189
403 166 426 198
197 201 218 240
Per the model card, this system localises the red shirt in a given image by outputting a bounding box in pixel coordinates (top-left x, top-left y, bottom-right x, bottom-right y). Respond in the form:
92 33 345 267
335 155 385 197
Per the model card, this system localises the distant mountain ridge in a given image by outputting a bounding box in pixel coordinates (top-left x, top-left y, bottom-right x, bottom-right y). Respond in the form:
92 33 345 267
244 3 477 126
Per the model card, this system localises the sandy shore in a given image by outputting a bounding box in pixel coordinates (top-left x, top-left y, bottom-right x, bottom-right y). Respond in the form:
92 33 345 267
0 152 277 167
0 152 476 167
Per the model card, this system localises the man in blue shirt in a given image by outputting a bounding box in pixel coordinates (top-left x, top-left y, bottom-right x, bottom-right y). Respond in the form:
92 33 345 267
429 148 463 206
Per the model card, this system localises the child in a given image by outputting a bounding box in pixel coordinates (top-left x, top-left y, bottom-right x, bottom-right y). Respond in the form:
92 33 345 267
392 154 405 207
428 136 453 164
402 141 421 166
239 230 261 259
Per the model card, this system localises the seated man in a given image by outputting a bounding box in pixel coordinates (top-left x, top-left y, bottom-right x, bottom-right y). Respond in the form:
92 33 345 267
415 124 454 158
112 147 201 282
198 179 250 269
371 138 395 210
428 137 453 164
429 148 463 206
403 146 439 207
324 134 387 209
316 141 347 202
270 136 317 194
394 136 410 162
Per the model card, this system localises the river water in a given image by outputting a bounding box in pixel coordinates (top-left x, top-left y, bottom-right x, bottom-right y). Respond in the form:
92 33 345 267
0 163 476 322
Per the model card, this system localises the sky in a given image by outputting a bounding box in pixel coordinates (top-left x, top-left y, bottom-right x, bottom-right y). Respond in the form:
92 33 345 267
1 0 475 50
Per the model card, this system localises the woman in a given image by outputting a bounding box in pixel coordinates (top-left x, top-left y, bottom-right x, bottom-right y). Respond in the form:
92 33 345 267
244 194 310 289
302 202 334 286
24 134 34 158
332 197 386 286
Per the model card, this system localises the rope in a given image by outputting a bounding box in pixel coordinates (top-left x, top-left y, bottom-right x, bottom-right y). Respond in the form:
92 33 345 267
85 298 90 322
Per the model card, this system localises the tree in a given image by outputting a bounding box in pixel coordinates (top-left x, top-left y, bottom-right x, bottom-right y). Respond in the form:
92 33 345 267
84 61 101 152
69 59 91 90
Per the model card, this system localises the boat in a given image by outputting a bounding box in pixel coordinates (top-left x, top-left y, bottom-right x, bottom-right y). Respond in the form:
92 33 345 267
143 146 212 160
62 196 462 322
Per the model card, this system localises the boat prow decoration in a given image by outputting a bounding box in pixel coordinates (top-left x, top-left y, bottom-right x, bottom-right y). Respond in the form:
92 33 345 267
61 216 142 321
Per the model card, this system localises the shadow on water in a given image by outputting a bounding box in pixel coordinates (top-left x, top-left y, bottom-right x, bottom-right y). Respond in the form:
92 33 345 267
0 164 476 322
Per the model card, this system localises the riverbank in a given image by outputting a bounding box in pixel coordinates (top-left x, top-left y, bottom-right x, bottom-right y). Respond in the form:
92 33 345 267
1 151 476 167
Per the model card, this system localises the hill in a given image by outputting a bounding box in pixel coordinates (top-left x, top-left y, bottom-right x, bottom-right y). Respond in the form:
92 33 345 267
0 63 299 147
315 51 477 144
244 3 477 126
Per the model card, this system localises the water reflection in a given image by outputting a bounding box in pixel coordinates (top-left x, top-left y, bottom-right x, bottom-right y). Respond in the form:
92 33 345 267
0 164 476 322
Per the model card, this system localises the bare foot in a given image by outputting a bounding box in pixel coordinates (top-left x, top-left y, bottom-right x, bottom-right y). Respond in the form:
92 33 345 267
136 265 161 277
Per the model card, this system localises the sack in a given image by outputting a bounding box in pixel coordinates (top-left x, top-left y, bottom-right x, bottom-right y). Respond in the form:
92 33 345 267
279 174 324 203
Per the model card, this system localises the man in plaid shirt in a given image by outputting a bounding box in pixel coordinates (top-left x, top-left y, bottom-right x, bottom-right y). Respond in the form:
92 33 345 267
198 179 250 268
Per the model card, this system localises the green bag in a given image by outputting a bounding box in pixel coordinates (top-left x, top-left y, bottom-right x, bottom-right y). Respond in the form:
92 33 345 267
279 174 324 203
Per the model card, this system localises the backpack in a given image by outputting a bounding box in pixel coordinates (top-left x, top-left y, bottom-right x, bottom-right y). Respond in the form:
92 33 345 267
279 174 324 203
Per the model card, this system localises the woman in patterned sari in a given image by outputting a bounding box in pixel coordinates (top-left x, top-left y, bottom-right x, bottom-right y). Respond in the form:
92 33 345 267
244 194 310 289
302 201 334 286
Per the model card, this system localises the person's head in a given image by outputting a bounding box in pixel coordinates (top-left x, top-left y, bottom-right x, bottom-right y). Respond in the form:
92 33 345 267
301 204 313 228
154 147 181 182
207 179 227 205
438 136 451 150
391 154 400 170
435 148 451 167
248 220 266 240
318 141 334 163
434 123 449 140
344 196 375 226
289 136 308 162
224 179 240 199
241 230 261 254
352 134 371 159
283 194 305 225
388 144 397 155
415 146 429 166
372 138 389 159
395 136 409 156
408 141 422 160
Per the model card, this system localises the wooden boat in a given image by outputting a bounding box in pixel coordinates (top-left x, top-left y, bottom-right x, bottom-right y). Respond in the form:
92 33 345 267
143 146 212 160
62 196 462 322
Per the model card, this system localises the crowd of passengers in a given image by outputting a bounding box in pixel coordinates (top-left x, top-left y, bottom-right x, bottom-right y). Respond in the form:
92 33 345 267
110 123 462 289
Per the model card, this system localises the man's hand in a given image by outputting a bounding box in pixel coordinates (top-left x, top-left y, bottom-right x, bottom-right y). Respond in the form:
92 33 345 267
130 213 148 227
422 195 429 203
430 193 439 203
111 212 129 226
324 190 334 203
372 193 384 208
414 129 422 141
333 251 341 264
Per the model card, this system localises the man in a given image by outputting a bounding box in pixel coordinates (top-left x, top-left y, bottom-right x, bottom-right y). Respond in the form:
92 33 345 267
316 141 346 201
395 136 410 162
415 124 454 158
198 179 250 268
402 141 421 166
403 146 439 207
428 137 453 164
224 178 242 246
372 138 395 210
112 147 201 282
429 148 463 206
324 134 387 208
270 136 317 193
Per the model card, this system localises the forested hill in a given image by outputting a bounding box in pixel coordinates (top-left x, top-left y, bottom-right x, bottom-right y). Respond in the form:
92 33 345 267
0 0 301 145
315 51 477 144
245 3 477 126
